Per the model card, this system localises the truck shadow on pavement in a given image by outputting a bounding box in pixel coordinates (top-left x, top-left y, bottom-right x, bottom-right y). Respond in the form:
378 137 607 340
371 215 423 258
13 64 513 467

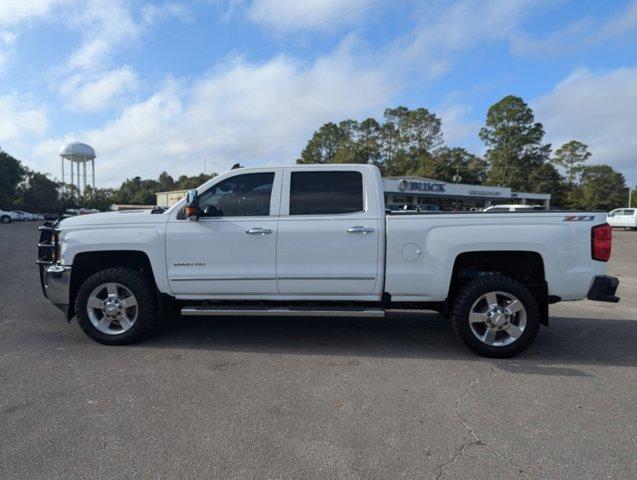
146 312 637 373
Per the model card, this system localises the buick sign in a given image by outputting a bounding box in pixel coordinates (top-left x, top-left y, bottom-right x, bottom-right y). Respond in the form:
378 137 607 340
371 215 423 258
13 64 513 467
398 180 446 193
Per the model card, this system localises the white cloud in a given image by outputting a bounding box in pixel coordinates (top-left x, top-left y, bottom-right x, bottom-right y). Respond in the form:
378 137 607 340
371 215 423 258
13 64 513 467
0 31 16 71
64 0 140 71
438 104 480 148
0 0 59 26
534 68 637 184
388 0 540 79
34 41 394 185
0 94 48 143
0 0 62 72
247 0 374 32
510 1 637 56
141 2 191 24
598 0 637 40
59 67 139 112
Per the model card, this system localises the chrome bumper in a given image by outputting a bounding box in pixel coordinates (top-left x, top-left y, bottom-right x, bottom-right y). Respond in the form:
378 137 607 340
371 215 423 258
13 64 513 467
41 264 72 315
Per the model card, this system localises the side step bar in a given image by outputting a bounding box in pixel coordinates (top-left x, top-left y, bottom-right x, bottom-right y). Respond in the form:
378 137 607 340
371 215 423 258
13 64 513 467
181 305 386 318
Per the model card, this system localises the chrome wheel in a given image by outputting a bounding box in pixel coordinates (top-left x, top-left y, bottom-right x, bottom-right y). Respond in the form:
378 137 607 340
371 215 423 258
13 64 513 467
86 282 138 335
468 291 527 347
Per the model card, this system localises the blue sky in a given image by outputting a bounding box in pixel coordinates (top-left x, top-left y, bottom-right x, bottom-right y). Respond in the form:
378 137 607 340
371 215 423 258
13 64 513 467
1 0 636 187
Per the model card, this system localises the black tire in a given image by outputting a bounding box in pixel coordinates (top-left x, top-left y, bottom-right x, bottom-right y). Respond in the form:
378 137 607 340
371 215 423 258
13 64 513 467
75 267 158 345
0 215 10 224
450 276 540 358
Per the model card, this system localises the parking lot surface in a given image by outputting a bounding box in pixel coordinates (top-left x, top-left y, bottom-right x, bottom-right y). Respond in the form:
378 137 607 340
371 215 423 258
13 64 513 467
1 222 635 479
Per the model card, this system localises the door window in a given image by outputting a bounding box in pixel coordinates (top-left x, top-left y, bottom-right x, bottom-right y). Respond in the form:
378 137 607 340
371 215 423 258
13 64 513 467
289 171 363 215
198 172 275 217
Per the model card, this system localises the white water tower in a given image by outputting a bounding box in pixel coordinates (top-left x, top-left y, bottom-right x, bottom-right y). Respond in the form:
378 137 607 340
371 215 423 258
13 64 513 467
60 141 96 192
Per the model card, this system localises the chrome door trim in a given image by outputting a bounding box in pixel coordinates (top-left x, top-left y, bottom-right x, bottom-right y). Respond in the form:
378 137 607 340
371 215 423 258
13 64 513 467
170 276 276 282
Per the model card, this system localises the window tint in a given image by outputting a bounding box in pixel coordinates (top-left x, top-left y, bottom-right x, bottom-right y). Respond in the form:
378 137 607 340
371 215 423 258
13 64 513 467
625 209 635 215
290 171 363 215
198 172 274 217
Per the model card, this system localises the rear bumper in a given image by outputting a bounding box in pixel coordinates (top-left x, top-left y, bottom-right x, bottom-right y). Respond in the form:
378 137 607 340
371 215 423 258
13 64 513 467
587 275 620 303
40 264 72 315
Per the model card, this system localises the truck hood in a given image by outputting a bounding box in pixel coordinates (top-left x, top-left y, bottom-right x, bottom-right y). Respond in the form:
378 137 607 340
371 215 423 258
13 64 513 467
59 209 168 228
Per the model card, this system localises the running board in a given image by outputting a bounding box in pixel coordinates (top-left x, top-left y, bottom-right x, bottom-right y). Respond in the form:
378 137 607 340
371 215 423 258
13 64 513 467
181 305 386 318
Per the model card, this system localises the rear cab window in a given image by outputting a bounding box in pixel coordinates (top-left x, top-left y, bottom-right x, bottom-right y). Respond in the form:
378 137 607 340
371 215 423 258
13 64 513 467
289 171 364 215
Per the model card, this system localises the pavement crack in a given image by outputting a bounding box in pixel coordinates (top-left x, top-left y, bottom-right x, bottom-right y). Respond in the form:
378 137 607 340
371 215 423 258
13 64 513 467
434 438 482 480
436 366 532 480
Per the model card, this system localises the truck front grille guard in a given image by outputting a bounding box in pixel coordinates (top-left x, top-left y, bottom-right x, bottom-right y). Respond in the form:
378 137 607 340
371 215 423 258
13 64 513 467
37 223 60 266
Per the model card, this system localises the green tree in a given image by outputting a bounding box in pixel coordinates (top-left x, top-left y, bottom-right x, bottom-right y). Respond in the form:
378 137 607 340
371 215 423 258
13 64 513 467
297 107 444 177
0 150 26 209
14 171 59 212
577 165 626 210
174 173 216 190
480 95 551 191
81 186 116 211
416 147 486 184
527 163 566 208
552 140 591 184
297 122 345 164
157 171 176 191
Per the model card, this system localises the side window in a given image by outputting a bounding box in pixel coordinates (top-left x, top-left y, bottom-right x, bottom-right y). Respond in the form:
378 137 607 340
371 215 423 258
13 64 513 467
289 171 363 215
625 209 635 216
198 172 275 217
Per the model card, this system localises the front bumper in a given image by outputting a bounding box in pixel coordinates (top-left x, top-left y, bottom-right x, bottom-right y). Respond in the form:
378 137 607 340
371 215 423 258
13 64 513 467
40 264 72 315
587 275 620 303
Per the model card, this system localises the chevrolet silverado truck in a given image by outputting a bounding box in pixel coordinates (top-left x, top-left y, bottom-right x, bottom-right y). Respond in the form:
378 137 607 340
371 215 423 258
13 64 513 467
38 164 620 357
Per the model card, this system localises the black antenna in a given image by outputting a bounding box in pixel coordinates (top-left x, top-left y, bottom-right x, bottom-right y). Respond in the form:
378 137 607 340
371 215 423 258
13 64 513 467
231 163 242 170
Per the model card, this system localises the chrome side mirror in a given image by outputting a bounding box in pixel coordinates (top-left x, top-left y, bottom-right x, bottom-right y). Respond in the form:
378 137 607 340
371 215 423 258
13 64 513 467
185 190 199 221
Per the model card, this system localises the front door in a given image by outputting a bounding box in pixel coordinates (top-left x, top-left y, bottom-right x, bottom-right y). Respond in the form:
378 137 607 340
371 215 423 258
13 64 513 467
276 168 382 296
166 169 281 296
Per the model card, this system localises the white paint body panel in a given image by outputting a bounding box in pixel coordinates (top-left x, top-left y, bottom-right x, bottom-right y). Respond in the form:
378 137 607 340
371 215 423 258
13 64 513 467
275 166 385 296
56 164 609 304
385 214 606 301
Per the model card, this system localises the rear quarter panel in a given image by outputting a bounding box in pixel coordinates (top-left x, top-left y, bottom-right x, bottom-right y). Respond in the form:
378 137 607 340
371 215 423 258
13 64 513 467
385 212 608 302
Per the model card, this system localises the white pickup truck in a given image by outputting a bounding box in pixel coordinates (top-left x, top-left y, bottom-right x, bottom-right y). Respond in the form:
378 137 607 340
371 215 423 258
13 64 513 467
38 164 620 357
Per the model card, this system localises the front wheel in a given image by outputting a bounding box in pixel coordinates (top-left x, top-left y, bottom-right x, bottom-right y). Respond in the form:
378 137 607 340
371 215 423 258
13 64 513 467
450 276 540 358
75 267 158 345
0 215 10 224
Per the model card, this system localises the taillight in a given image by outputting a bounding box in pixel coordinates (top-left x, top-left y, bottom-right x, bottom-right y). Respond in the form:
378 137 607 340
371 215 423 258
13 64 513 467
592 223 612 262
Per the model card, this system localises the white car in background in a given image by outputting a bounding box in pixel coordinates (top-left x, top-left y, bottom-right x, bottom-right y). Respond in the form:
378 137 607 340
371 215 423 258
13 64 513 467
607 208 637 229
15 211 39 221
13 211 31 221
0 209 19 223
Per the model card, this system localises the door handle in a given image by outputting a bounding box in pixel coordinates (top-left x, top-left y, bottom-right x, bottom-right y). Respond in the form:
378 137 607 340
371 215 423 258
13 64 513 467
346 226 375 234
246 227 272 235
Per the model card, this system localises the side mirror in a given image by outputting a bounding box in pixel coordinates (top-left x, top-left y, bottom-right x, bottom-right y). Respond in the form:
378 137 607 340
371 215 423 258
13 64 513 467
185 190 199 221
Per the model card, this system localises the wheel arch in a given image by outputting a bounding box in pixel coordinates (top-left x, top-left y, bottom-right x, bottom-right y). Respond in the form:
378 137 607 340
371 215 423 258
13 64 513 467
447 250 549 325
68 250 157 319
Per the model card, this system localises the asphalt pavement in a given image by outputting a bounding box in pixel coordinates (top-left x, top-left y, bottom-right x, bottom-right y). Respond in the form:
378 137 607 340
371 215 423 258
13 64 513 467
1 221 635 479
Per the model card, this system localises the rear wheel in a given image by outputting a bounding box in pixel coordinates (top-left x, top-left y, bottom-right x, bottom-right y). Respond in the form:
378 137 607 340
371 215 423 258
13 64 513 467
450 276 540 358
75 267 158 345
0 215 10 224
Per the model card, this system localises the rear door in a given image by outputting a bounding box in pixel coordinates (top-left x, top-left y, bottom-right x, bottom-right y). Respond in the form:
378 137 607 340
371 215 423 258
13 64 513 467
276 167 382 297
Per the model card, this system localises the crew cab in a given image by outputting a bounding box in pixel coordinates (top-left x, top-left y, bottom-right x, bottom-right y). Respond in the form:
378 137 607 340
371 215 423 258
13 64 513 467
38 164 620 357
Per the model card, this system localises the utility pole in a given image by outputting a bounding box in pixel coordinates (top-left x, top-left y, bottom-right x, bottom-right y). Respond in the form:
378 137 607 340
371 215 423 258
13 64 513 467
630 186 633 208
453 164 462 183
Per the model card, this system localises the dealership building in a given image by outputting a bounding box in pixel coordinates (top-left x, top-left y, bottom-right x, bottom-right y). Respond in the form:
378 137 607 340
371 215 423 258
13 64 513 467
383 177 550 211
